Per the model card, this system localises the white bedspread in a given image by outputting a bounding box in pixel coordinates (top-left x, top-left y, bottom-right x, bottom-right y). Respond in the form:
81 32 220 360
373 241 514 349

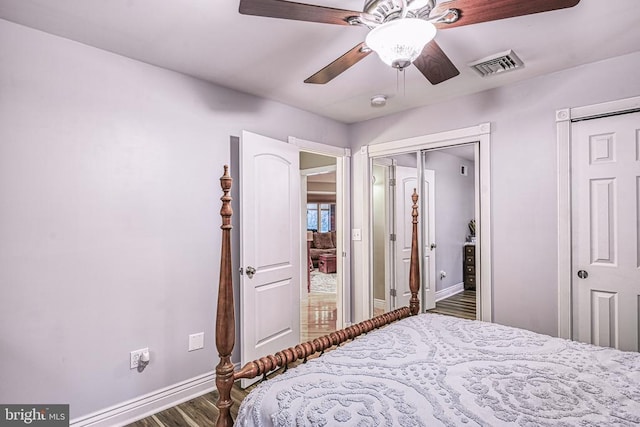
236 313 640 426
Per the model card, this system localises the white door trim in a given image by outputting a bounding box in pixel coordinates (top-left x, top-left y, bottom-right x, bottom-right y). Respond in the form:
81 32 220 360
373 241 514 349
556 95 640 339
372 158 394 313
289 137 351 328
421 168 436 311
353 123 492 322
352 147 371 323
367 123 491 157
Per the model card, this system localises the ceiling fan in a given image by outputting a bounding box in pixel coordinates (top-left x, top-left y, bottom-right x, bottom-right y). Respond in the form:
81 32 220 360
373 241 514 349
238 0 581 85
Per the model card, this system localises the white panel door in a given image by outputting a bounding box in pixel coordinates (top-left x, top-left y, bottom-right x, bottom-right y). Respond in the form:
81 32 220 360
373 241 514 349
393 166 418 309
571 112 640 351
392 167 436 310
422 169 436 311
240 131 300 387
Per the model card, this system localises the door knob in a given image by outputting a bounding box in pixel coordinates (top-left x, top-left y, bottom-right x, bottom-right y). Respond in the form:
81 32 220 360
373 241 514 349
430 243 437 250
577 270 588 279
246 266 256 279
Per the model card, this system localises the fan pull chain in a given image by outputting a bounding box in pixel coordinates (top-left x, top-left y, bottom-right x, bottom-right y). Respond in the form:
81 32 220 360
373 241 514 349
395 68 407 97
403 68 406 97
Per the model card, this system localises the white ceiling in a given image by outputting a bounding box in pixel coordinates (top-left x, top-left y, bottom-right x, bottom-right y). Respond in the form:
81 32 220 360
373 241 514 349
1 0 638 124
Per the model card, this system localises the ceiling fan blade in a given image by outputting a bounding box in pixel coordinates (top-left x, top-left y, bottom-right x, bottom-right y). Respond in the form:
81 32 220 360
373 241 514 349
305 42 372 84
239 0 371 26
433 0 580 29
413 40 460 85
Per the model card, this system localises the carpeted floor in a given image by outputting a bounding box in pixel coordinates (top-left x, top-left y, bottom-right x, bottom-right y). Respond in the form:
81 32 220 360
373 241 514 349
309 270 337 293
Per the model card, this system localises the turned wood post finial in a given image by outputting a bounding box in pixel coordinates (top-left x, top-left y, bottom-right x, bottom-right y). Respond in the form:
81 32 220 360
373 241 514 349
216 165 235 427
409 188 420 315
220 165 232 229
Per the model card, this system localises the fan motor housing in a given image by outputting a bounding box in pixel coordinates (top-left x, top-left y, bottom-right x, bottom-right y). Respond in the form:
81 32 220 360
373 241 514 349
363 0 435 23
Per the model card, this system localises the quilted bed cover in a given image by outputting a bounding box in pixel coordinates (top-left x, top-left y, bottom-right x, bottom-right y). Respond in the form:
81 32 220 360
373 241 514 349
236 313 640 426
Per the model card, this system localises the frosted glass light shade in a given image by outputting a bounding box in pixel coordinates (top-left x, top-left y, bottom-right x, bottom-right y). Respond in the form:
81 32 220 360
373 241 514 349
365 19 437 69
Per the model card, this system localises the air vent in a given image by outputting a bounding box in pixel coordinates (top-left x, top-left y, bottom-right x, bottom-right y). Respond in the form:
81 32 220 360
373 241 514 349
469 50 524 77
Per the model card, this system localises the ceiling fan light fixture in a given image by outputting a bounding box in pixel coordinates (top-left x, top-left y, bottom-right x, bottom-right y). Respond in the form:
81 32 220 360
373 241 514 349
365 18 436 69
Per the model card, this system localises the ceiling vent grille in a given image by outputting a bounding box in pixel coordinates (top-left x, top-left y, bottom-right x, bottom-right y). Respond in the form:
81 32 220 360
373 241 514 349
469 50 524 77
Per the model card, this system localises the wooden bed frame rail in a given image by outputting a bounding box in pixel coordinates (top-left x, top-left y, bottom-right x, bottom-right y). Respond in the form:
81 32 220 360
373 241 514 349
214 166 420 426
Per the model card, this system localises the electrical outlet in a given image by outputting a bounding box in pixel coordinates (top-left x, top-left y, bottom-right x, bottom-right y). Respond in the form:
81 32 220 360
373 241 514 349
130 347 148 369
189 332 204 351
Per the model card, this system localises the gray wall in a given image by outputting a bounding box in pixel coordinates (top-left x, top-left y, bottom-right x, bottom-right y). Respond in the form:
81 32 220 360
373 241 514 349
372 165 387 301
0 19 349 419
423 151 475 292
350 51 640 336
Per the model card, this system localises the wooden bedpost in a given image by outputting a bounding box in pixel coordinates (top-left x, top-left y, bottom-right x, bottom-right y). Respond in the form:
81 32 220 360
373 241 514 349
215 166 235 427
409 189 420 315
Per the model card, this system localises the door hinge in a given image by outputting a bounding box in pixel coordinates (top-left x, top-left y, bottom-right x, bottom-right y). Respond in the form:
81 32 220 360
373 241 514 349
390 288 397 297
342 251 347 257
390 233 396 241
389 178 396 187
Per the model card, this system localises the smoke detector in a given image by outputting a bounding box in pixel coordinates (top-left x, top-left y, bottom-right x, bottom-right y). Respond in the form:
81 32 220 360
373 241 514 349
469 49 524 77
370 94 387 107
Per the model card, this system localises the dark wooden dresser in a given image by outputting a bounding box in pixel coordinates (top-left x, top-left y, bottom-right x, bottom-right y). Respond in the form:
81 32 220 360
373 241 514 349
463 244 476 290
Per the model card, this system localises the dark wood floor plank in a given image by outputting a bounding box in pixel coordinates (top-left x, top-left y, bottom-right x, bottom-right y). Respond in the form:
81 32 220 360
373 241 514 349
127 416 163 427
177 397 217 427
151 406 196 427
428 290 476 320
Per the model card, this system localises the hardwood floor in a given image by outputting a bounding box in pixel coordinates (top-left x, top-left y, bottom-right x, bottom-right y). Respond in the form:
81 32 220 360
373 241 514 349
428 289 476 320
128 289 474 426
300 291 337 342
127 382 251 426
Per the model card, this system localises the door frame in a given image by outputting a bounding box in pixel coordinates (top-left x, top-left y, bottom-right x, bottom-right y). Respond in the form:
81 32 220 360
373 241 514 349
556 95 640 339
368 161 436 313
352 122 492 322
421 167 436 311
289 136 351 329
372 158 394 313
392 164 422 309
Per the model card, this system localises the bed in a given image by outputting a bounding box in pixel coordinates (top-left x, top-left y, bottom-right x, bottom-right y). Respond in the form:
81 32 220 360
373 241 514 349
213 166 640 426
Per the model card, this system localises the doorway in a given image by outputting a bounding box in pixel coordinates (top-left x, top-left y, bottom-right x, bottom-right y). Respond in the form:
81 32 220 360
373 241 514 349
234 132 350 386
557 96 640 346
422 145 477 320
571 112 640 351
370 145 477 319
351 122 492 323
290 136 351 341
371 153 433 313
300 152 340 342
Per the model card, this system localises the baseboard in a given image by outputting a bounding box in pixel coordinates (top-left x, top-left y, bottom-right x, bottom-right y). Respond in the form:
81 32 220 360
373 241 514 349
435 283 464 302
70 367 230 427
374 298 386 312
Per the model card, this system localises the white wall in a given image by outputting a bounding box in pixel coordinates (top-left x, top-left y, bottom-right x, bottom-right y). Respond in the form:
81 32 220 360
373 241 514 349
423 151 475 291
0 19 349 420
350 51 640 336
